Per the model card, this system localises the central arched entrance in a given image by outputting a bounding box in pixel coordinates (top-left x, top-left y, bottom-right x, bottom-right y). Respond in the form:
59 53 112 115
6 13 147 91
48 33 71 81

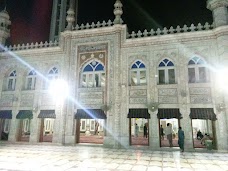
75 109 106 144
128 108 150 146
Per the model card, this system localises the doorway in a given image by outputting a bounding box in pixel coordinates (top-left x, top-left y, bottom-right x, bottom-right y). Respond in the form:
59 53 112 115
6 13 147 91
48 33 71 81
159 118 179 147
157 108 182 148
18 119 31 142
128 108 150 146
76 119 105 144
75 109 106 144
191 119 215 148
129 118 149 146
190 108 217 149
0 119 11 140
39 118 55 142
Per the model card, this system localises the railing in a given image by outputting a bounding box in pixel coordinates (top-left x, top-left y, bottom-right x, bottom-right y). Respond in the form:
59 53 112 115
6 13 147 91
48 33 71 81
0 21 215 52
1 40 59 52
73 20 114 30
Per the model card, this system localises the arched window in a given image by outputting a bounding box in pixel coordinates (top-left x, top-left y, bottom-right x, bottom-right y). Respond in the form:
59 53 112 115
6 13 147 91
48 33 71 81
7 70 16 90
26 70 37 90
188 57 209 83
158 59 175 84
81 61 105 88
44 67 59 89
130 60 146 86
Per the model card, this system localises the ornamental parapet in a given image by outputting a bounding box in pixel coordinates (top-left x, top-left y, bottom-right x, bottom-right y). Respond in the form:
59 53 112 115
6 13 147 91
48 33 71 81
127 22 214 39
0 40 59 52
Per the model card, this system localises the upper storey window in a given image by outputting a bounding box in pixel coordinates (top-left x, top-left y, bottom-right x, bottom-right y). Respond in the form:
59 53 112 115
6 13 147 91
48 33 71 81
7 70 17 90
81 61 105 88
158 59 175 84
44 67 59 89
130 61 146 86
188 57 209 83
26 70 37 90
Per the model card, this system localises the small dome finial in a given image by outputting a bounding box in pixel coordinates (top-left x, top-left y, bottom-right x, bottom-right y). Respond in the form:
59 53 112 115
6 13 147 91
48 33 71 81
113 0 123 25
0 8 11 45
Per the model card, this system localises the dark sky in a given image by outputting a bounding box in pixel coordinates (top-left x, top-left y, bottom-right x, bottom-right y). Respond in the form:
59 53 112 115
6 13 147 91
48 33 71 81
0 0 212 45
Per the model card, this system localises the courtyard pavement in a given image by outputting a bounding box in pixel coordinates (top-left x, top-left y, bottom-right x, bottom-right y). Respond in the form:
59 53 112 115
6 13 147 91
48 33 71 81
0 143 228 171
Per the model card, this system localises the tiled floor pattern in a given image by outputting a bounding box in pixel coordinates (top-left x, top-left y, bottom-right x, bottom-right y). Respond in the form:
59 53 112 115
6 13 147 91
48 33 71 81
0 144 227 171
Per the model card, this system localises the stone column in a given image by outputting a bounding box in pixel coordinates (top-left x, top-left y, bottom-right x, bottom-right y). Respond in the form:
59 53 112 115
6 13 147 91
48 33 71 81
29 76 43 143
29 110 41 143
119 85 129 148
8 110 19 142
216 109 228 151
149 110 160 149
180 106 194 151
52 104 63 144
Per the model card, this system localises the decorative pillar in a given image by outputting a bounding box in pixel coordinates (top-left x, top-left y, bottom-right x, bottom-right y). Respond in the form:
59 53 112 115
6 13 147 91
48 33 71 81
29 110 41 143
149 110 160 149
180 106 194 150
207 0 228 27
119 85 129 148
52 104 63 144
113 0 123 24
29 75 43 143
8 110 19 142
65 0 75 31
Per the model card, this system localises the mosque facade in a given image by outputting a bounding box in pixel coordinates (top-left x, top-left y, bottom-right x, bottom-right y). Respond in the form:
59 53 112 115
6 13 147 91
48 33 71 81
0 0 227 151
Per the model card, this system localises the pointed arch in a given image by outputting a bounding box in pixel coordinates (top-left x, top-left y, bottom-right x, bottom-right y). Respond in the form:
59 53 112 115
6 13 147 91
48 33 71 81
157 58 176 84
26 70 37 90
188 56 209 83
43 67 59 89
130 60 147 86
81 60 105 88
7 70 17 90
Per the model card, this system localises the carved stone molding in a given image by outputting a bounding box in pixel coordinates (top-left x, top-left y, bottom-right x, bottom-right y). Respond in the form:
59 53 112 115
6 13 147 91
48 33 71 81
189 87 211 95
80 98 103 105
20 94 34 107
0 94 13 107
78 43 108 53
129 97 147 104
155 49 178 61
190 95 212 104
130 90 147 97
158 88 177 96
158 96 178 104
128 55 147 67
79 92 103 99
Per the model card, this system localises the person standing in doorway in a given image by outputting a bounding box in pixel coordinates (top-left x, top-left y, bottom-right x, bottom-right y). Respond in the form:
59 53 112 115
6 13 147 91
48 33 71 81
165 123 173 147
160 125 164 140
143 123 148 138
94 120 99 135
135 123 139 137
178 127 185 152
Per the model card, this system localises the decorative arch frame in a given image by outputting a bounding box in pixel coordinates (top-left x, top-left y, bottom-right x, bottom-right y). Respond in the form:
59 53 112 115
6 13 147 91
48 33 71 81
157 58 176 84
80 60 105 88
129 59 147 86
187 56 209 83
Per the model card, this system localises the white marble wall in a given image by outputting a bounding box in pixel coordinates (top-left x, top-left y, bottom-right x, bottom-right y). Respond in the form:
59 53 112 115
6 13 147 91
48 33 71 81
0 23 227 151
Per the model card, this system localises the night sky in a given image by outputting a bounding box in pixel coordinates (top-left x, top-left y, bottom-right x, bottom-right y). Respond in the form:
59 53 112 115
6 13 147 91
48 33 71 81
0 0 212 45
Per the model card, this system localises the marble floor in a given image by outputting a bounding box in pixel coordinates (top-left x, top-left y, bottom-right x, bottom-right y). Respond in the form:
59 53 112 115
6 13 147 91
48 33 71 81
0 144 228 171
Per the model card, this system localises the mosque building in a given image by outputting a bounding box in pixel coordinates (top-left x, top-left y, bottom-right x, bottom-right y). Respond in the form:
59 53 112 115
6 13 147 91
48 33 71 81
0 0 227 151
